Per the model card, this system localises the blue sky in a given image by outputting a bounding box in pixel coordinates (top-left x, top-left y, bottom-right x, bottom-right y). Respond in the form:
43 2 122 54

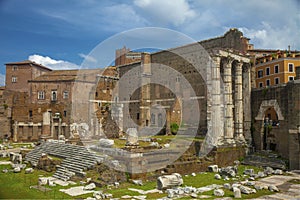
0 0 299 85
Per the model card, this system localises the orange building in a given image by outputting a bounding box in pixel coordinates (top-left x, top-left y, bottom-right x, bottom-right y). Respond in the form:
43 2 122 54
255 52 300 88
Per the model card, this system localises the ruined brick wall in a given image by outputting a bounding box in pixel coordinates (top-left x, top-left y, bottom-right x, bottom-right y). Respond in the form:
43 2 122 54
151 48 208 134
5 63 51 92
199 28 251 54
251 81 300 169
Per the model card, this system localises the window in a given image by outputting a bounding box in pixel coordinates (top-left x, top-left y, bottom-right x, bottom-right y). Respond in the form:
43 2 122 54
274 65 279 74
38 91 45 100
11 76 17 83
275 77 279 85
288 76 294 81
266 79 270 86
95 92 98 97
266 67 270 76
51 90 57 101
29 110 33 118
12 66 18 71
136 113 140 120
64 110 67 117
288 63 294 72
259 82 263 88
63 91 69 99
257 70 263 78
151 113 155 124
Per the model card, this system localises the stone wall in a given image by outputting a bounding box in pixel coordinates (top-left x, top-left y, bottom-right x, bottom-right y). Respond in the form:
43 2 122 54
251 80 300 169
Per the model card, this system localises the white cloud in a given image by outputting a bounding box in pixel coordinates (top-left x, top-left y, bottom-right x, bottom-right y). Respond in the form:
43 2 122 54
0 74 5 86
134 0 196 26
78 53 97 63
28 54 79 70
239 20 300 50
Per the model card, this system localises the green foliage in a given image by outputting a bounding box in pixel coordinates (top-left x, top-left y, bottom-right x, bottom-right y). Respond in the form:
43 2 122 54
170 123 179 135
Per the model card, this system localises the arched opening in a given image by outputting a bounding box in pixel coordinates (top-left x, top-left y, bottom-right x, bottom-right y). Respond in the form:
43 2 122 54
262 107 281 151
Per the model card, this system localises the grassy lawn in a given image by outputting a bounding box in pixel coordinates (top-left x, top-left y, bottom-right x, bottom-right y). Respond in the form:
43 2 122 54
0 164 72 199
0 152 276 200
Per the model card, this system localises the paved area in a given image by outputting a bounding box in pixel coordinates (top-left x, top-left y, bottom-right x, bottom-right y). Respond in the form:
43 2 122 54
59 186 95 196
254 171 300 199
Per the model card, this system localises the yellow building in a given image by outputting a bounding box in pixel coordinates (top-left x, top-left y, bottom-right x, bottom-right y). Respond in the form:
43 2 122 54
255 52 300 88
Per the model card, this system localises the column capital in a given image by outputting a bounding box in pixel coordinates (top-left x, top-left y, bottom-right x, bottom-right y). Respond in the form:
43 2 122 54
242 62 251 73
222 56 235 68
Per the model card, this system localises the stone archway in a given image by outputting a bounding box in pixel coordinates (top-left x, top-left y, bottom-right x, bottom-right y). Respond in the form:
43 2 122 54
255 99 284 121
254 99 284 151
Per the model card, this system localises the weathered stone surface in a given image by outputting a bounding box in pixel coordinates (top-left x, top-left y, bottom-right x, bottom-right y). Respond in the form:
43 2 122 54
38 177 48 185
233 187 242 198
215 174 222 180
214 189 225 196
274 169 283 175
25 168 34 174
268 185 279 192
2 169 8 173
84 183 96 190
157 173 183 190
132 180 143 186
190 193 197 198
223 183 231 190
13 167 21 173
126 128 139 146
240 186 256 194
219 166 237 177
244 169 254 176
208 165 219 172
264 167 274 175
99 138 114 147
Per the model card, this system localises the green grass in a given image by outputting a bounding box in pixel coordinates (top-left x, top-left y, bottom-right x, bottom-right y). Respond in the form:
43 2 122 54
0 153 276 200
0 164 72 199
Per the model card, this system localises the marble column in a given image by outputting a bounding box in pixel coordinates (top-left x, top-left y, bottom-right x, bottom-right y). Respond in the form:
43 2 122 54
234 61 244 139
223 57 234 139
242 63 252 145
211 56 223 138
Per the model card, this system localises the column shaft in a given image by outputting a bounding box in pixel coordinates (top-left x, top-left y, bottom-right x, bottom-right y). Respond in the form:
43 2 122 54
234 62 244 138
223 58 234 139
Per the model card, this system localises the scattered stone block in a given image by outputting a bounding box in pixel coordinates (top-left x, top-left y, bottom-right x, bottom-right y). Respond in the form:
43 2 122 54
38 177 48 186
84 183 96 190
126 128 139 146
244 169 254 176
257 171 266 178
268 185 279 192
214 189 224 196
13 167 21 173
234 160 240 166
2 169 8 173
25 168 34 174
190 193 197 198
214 174 221 180
223 183 231 190
274 169 283 175
132 179 143 186
208 165 219 173
264 167 274 175
233 187 242 198
240 186 256 194
191 173 196 177
245 181 255 186
99 139 114 148
157 173 183 190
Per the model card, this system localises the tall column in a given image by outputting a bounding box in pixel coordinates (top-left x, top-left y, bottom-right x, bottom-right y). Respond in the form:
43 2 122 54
211 56 223 139
234 61 244 139
242 63 252 145
223 57 234 139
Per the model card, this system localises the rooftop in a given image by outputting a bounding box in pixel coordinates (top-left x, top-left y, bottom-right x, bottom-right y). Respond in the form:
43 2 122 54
5 60 52 71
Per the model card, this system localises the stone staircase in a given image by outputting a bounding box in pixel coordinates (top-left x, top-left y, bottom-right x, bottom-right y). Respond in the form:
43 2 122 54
25 141 101 181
